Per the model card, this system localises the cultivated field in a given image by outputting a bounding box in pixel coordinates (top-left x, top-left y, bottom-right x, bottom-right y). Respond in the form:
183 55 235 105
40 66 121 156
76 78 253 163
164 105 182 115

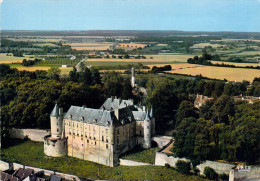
229 51 260 56
66 43 114 50
60 67 73 75
118 43 147 49
0 53 35 64
167 66 260 82
7 38 64 42
147 63 203 69
212 61 260 67
87 54 194 63
191 43 225 48
16 66 50 71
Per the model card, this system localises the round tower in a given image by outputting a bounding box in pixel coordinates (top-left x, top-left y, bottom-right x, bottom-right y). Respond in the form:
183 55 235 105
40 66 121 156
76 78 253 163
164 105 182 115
50 104 63 138
44 104 67 157
143 111 151 149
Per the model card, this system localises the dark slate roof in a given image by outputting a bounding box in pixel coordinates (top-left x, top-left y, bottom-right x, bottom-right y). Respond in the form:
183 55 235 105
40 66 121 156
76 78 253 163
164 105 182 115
132 111 146 121
1 172 19 181
14 168 34 180
50 175 61 181
101 98 133 111
50 104 59 117
64 106 120 127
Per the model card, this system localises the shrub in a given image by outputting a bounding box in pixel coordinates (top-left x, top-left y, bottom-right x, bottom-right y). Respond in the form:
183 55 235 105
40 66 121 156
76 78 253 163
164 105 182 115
165 163 170 168
175 160 191 175
219 173 229 180
204 167 218 180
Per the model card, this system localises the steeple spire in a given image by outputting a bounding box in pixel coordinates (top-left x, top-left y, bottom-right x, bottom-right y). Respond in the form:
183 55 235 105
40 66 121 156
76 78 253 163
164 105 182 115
50 104 60 117
149 107 154 118
145 110 150 120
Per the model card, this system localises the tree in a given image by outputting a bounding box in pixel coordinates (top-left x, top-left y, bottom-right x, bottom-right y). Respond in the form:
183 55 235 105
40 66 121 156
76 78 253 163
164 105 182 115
175 101 198 126
173 117 196 159
176 160 191 175
47 67 61 80
204 167 218 180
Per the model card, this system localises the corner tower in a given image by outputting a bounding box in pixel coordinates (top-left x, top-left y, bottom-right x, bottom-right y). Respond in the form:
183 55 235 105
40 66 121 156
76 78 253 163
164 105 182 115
50 104 64 138
44 104 67 157
143 111 151 149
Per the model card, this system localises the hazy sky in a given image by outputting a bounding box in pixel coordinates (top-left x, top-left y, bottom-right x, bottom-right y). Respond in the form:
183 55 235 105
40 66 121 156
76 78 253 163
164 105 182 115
1 0 260 32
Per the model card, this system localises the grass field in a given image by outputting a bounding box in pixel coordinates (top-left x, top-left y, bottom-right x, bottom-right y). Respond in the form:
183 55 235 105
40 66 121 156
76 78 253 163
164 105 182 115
60 67 73 75
228 51 260 56
66 43 114 50
1 140 206 181
167 66 260 82
121 146 158 164
0 53 35 63
212 61 260 67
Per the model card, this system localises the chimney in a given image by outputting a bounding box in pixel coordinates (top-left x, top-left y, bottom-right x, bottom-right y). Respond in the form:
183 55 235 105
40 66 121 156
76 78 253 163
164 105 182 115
59 108 63 116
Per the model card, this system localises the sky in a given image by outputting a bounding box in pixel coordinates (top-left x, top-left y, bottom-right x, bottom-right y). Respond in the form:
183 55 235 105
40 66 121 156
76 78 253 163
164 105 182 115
1 0 260 32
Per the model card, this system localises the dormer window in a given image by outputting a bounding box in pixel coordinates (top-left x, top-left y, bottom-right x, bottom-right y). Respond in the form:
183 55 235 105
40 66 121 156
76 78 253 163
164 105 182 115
69 114 72 119
81 117 84 121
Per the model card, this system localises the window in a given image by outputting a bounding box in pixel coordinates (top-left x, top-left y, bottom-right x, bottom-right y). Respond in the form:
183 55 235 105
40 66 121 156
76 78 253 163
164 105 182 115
57 129 59 132
117 136 119 144
57 122 59 126
147 126 149 129
117 129 119 134
102 136 104 141
82 144 84 147
87 140 89 143
81 138 83 141
77 123 78 128
106 144 108 149
106 129 108 134
106 137 108 143
95 141 96 145
140 130 142 135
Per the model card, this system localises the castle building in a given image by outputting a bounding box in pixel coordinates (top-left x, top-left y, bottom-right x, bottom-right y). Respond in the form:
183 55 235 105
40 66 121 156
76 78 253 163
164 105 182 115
44 97 155 167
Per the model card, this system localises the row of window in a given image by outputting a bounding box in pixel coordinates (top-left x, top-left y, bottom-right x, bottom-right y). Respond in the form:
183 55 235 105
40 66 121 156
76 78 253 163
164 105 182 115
68 131 109 142
66 122 109 133
71 137 109 149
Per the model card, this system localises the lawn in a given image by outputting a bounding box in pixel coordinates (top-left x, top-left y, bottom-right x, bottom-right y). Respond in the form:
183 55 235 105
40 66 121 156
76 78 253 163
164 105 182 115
121 146 158 164
1 140 207 181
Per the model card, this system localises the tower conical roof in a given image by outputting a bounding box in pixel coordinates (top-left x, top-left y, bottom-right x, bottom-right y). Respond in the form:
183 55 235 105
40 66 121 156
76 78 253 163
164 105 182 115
51 104 59 117
145 110 150 120
150 107 154 118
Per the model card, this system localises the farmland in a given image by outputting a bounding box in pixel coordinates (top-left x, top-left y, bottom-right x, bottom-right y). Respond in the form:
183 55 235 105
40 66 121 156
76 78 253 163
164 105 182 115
167 66 260 82
15 66 51 71
0 53 35 64
65 43 114 50
211 61 260 67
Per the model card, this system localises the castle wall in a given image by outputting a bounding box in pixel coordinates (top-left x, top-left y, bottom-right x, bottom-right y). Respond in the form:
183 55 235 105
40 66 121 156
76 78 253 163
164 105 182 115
9 128 49 142
44 136 67 157
155 151 235 175
119 159 151 166
65 119 115 167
